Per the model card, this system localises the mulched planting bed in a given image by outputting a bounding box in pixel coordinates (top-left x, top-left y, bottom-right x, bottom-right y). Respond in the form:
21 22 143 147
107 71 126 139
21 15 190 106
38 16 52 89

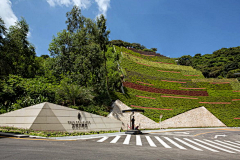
153 62 174 64
158 70 180 73
131 105 172 110
123 82 209 96
233 91 240 92
136 95 156 99
161 95 198 99
199 102 231 104
232 99 240 101
142 54 155 56
234 118 240 119
123 52 143 59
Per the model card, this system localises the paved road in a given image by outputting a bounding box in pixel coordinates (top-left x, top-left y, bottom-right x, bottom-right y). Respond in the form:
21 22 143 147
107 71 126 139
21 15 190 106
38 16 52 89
1 128 240 160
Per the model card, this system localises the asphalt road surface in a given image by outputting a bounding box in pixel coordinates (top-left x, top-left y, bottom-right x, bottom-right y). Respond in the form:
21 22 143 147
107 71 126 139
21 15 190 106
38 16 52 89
1 128 240 160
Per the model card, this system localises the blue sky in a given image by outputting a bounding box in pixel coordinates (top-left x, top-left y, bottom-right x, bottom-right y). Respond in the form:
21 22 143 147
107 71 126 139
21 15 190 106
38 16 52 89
1 0 240 58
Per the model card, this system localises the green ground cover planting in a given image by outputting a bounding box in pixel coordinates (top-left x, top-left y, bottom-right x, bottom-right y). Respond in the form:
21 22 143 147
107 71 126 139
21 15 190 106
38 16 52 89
115 46 240 127
117 46 176 64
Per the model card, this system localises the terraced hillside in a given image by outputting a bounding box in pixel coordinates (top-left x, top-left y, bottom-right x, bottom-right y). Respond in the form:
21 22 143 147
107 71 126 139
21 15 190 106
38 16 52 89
111 46 240 127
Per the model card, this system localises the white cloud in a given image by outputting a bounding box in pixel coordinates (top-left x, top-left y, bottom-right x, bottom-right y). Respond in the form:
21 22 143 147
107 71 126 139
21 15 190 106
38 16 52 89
47 0 91 9
95 0 110 17
0 0 18 28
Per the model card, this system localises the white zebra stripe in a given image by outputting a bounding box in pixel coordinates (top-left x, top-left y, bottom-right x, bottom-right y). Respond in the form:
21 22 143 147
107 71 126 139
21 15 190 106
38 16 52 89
224 141 240 146
123 135 131 145
164 137 186 150
215 140 240 149
136 135 142 146
184 138 218 152
174 138 202 151
146 136 157 147
97 137 108 142
194 139 235 154
110 136 121 143
155 136 171 148
203 139 240 152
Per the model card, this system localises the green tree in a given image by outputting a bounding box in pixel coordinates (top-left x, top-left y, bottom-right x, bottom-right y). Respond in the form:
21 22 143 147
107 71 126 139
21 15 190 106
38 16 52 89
1 18 37 78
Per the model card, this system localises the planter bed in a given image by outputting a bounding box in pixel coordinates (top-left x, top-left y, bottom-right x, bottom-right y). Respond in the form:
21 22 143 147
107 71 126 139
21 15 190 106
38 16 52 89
179 87 206 89
123 82 209 96
199 102 231 104
162 80 186 83
232 99 240 101
161 95 198 99
136 81 153 86
136 95 156 99
158 70 180 73
234 118 240 119
135 62 151 66
131 105 172 110
184 75 200 76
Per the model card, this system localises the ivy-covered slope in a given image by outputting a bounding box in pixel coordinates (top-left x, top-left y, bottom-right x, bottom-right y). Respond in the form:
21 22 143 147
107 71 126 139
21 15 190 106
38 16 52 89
112 46 240 127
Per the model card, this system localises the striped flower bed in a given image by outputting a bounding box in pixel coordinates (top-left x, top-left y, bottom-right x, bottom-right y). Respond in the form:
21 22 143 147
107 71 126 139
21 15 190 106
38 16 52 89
136 81 153 86
232 91 240 92
162 80 186 83
234 118 240 119
161 95 198 99
199 102 231 104
131 105 172 110
136 95 156 99
136 62 151 66
232 99 240 101
142 54 155 57
124 52 143 59
179 87 206 89
209 82 230 84
123 82 209 96
184 75 200 76
158 70 180 73
153 62 174 64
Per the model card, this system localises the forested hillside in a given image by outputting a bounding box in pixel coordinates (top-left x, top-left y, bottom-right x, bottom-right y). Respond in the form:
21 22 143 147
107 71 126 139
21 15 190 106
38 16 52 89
178 47 240 79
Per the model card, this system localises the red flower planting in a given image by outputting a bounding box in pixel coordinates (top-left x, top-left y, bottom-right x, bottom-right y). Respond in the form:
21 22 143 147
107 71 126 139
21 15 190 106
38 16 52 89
209 82 230 84
234 118 240 119
131 105 172 110
232 99 240 101
123 82 209 96
233 91 240 92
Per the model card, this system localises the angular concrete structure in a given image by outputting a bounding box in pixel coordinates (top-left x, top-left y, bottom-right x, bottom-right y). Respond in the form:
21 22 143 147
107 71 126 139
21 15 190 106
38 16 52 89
108 100 160 130
0 102 122 132
160 106 227 128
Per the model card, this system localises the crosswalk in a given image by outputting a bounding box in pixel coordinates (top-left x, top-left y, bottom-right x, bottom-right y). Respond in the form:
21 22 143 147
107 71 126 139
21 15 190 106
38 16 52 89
92 135 240 154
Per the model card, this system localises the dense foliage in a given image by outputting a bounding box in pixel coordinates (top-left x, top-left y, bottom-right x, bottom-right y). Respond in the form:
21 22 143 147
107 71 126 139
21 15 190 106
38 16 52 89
178 47 240 79
0 6 121 116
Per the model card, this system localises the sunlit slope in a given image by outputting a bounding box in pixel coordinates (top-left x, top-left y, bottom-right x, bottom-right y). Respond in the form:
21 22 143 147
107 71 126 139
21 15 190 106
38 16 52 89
112 46 240 127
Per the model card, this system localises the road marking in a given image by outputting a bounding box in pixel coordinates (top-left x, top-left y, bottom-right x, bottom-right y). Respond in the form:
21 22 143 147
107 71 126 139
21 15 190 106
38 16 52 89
146 136 157 147
224 141 240 146
164 137 186 150
236 141 240 143
184 138 218 152
110 136 121 143
136 135 142 146
174 138 202 151
204 139 240 152
123 135 131 145
174 132 189 134
194 139 235 153
97 137 108 142
154 136 171 148
214 134 227 138
194 131 220 137
215 140 240 149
